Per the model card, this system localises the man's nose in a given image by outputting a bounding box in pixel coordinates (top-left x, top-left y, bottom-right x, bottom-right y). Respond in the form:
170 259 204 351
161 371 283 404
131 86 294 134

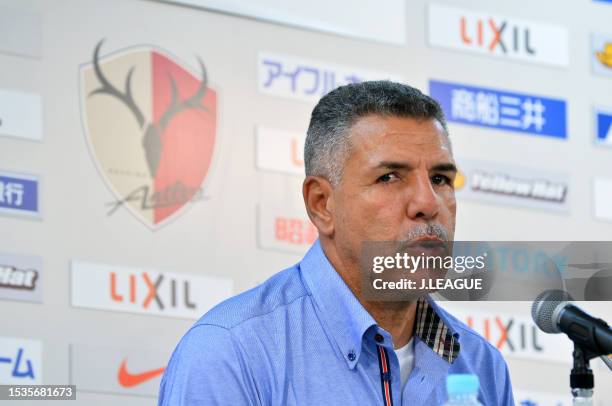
405 173 441 221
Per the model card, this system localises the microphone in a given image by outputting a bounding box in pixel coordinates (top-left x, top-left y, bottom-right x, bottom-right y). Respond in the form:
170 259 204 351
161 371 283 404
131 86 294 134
531 289 612 357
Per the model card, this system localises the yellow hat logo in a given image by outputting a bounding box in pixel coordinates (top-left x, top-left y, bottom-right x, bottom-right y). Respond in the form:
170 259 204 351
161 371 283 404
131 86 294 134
596 42 612 68
454 170 466 190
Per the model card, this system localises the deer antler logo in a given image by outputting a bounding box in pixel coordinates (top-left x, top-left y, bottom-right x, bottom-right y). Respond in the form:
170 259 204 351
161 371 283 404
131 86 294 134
90 39 209 178
81 40 217 228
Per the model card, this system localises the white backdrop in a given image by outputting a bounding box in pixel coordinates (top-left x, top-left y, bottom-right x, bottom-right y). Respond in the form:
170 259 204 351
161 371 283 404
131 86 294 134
0 0 611 405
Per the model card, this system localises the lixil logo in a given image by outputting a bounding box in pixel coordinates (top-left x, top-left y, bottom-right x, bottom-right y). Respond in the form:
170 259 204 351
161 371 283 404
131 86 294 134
446 307 572 364
109 271 196 311
71 261 233 319
428 4 569 66
459 16 535 55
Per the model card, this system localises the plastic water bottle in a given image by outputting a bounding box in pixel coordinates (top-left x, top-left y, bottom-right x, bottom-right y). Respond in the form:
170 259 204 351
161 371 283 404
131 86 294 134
443 374 483 406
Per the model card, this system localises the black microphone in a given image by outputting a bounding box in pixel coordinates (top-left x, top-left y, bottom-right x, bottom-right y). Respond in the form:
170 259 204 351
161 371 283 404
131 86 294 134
531 289 612 357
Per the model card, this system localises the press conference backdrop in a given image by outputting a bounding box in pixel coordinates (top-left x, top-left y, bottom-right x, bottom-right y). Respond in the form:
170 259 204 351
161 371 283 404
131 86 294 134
0 0 611 404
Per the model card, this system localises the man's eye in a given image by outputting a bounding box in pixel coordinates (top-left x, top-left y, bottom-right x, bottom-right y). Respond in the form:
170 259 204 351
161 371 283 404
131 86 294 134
378 173 399 183
431 174 451 185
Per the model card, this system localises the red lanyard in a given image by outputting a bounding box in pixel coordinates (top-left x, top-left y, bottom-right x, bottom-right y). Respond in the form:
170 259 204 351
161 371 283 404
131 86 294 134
377 345 393 406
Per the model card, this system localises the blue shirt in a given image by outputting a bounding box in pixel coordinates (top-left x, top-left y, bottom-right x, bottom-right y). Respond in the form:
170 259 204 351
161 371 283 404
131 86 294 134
159 240 515 405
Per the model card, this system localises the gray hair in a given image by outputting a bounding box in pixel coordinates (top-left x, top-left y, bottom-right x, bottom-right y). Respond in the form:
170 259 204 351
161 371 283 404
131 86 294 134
304 80 448 186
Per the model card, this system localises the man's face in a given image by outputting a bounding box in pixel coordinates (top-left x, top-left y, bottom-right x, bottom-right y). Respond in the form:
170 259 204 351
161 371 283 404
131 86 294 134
331 115 457 262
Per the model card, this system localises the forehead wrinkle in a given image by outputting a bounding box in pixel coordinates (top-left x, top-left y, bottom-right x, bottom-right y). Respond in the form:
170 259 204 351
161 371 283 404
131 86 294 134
365 131 453 158
345 117 453 171
377 130 451 145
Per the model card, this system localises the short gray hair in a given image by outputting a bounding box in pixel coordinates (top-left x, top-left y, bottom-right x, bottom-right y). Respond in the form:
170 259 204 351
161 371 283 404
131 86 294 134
304 80 448 186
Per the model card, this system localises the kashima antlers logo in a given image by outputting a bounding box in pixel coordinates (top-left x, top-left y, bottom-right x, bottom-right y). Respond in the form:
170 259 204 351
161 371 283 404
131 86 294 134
90 41 210 179
80 40 217 228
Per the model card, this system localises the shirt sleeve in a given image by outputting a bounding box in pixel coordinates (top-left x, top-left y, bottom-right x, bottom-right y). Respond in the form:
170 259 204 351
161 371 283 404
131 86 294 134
158 324 260 406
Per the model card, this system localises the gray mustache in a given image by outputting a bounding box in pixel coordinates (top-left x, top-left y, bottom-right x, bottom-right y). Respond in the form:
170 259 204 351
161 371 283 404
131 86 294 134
403 223 449 242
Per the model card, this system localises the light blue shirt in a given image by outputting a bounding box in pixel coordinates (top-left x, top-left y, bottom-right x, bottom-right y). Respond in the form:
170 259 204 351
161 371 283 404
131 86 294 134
159 240 515 405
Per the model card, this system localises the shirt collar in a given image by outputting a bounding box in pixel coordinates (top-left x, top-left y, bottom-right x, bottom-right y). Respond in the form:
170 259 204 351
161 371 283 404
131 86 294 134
299 240 376 369
299 239 461 369
415 297 461 363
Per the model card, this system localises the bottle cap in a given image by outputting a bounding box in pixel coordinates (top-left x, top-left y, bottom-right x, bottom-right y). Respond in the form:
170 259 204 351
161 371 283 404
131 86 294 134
447 374 480 395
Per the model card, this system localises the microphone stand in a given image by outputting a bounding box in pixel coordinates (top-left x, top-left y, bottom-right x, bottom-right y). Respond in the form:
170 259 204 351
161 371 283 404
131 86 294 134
570 345 594 406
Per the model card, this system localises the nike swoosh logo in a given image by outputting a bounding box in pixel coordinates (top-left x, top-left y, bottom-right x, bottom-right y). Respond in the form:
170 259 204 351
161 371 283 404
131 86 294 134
117 359 165 388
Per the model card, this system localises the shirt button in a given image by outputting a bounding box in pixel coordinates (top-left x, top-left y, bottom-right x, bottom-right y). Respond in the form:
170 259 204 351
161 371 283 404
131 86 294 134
375 333 384 343
348 351 356 361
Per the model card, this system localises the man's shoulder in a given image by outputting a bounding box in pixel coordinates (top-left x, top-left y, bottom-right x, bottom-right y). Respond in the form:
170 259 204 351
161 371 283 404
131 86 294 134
193 263 309 330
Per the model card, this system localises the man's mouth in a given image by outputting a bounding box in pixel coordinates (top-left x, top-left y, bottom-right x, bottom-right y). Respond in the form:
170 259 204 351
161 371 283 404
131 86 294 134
412 235 444 243
406 236 449 257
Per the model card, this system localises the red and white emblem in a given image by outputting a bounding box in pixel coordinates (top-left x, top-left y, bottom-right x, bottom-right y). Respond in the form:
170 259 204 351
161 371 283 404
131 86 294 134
80 40 217 228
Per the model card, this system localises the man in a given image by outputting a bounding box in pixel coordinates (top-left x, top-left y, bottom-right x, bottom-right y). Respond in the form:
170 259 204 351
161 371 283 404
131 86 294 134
158 81 515 405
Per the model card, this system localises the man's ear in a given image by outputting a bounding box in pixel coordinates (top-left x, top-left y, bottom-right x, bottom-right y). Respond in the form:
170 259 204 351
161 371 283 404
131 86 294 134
302 176 335 237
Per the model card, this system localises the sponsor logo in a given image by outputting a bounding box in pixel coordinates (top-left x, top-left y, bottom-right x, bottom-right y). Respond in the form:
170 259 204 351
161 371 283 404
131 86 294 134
591 34 612 77
466 315 544 353
117 359 165 388
80 40 218 229
258 52 402 102
595 108 612 147
429 80 567 139
0 171 39 218
594 177 612 221
255 127 304 176
428 4 569 66
0 266 37 290
0 88 43 141
455 160 569 212
0 336 42 384
596 42 612 67
471 171 566 202
453 170 466 190
0 253 42 303
70 260 232 319
441 305 572 364
70 344 168 397
257 205 318 254
108 270 196 311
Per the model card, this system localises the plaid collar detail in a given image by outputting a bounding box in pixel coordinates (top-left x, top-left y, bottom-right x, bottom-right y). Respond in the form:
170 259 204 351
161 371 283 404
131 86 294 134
415 297 460 364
